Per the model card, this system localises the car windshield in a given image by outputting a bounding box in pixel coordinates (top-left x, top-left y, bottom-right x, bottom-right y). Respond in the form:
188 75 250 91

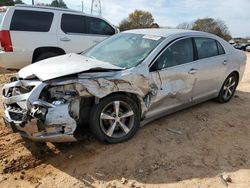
83 33 165 69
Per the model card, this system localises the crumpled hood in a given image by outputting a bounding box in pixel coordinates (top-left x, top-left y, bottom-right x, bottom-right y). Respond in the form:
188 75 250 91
18 53 123 81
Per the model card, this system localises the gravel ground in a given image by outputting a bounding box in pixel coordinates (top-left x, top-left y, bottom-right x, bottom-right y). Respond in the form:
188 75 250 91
0 53 250 188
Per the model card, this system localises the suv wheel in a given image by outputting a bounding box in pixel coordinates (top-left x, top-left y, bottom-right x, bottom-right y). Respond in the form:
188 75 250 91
89 94 140 143
34 52 58 62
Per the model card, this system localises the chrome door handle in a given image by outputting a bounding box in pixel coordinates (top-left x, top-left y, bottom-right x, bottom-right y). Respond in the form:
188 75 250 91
60 37 71 42
223 60 228 65
188 68 197 74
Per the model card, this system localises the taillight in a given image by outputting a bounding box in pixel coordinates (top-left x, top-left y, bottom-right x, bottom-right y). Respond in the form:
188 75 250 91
0 30 13 52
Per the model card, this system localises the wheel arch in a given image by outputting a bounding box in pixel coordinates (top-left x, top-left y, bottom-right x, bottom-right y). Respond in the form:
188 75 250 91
231 70 240 82
79 91 142 126
32 47 66 63
101 92 142 113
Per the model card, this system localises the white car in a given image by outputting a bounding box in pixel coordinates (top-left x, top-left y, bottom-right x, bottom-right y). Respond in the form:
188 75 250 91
246 45 250 52
0 5 118 70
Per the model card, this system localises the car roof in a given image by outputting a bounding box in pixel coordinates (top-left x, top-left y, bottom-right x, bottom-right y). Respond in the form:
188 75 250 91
14 4 79 13
124 28 207 38
13 4 97 17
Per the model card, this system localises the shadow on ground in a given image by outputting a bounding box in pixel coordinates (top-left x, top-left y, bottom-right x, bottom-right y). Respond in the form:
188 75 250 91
20 90 250 185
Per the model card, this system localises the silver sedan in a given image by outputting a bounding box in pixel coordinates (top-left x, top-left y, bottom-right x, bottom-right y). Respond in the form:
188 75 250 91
2 29 247 143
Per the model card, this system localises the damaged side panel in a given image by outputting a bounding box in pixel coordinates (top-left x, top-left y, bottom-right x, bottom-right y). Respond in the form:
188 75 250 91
2 65 195 142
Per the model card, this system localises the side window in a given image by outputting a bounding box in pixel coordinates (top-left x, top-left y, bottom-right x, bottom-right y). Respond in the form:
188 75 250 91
86 17 115 35
61 14 85 34
216 41 225 55
10 10 54 32
194 38 218 59
155 38 194 70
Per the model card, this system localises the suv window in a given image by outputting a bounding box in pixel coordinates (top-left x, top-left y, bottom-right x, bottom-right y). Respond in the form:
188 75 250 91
155 38 194 70
216 41 225 55
10 10 54 32
86 16 115 35
61 14 86 34
194 38 218 59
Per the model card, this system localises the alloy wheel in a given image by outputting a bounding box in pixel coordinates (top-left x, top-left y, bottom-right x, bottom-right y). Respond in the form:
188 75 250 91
222 76 237 101
99 101 135 138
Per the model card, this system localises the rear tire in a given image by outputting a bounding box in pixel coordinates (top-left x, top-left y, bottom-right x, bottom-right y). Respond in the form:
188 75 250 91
215 73 238 103
89 94 140 144
34 52 58 62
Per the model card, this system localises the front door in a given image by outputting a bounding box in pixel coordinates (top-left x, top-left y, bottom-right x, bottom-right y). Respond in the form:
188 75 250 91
145 37 197 119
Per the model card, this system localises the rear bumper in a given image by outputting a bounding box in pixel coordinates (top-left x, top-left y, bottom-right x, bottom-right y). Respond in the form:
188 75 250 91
0 51 32 70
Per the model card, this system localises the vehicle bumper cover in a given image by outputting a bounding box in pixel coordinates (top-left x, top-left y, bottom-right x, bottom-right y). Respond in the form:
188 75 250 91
2 80 77 142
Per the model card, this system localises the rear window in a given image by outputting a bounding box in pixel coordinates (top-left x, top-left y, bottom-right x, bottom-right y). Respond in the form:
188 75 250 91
194 38 218 59
216 41 226 55
86 17 115 35
10 10 54 32
61 14 86 34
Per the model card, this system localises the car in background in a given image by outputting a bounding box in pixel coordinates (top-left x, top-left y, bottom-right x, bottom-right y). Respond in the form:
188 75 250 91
0 5 118 70
233 44 245 51
233 43 249 51
246 45 250 52
2 29 247 143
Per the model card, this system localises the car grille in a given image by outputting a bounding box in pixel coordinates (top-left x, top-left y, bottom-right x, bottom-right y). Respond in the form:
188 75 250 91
4 104 27 122
2 85 34 97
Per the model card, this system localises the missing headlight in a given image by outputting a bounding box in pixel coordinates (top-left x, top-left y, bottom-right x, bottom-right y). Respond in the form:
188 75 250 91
52 99 66 106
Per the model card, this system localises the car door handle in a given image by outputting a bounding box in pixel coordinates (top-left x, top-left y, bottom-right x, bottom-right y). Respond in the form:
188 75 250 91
60 37 71 42
223 60 228 65
188 68 197 74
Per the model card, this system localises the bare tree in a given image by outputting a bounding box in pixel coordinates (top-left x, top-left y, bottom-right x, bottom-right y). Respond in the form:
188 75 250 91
0 0 24 6
192 18 232 41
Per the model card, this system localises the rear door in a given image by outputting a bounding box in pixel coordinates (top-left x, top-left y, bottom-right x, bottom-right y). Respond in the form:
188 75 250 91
145 37 197 119
58 13 116 53
191 37 228 101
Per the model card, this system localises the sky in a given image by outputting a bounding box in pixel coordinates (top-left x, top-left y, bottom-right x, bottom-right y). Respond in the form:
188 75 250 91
22 0 250 37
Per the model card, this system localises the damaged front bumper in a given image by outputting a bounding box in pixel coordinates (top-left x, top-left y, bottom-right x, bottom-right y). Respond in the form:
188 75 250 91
2 80 78 142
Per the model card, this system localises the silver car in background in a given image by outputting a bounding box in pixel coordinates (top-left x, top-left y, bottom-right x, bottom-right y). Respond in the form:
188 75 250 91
2 29 247 143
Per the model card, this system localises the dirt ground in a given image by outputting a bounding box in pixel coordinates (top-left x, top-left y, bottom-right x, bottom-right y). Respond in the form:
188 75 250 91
0 53 250 188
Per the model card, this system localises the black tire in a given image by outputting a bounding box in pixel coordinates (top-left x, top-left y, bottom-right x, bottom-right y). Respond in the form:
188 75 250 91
89 94 140 144
215 72 238 103
34 52 58 62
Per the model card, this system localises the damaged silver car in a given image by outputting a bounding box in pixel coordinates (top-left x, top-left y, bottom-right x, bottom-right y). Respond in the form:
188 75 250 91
2 29 247 143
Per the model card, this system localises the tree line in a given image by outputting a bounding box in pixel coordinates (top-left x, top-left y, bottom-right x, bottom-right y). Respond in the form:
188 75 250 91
119 10 232 41
0 0 67 8
0 1 232 41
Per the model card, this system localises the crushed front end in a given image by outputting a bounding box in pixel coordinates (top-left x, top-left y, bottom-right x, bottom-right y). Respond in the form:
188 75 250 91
2 79 79 142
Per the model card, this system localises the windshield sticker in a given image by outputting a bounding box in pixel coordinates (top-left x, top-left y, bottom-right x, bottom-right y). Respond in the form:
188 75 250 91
143 35 162 41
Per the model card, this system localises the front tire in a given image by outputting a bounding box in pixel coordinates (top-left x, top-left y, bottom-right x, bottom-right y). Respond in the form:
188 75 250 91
215 73 238 103
89 94 140 143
